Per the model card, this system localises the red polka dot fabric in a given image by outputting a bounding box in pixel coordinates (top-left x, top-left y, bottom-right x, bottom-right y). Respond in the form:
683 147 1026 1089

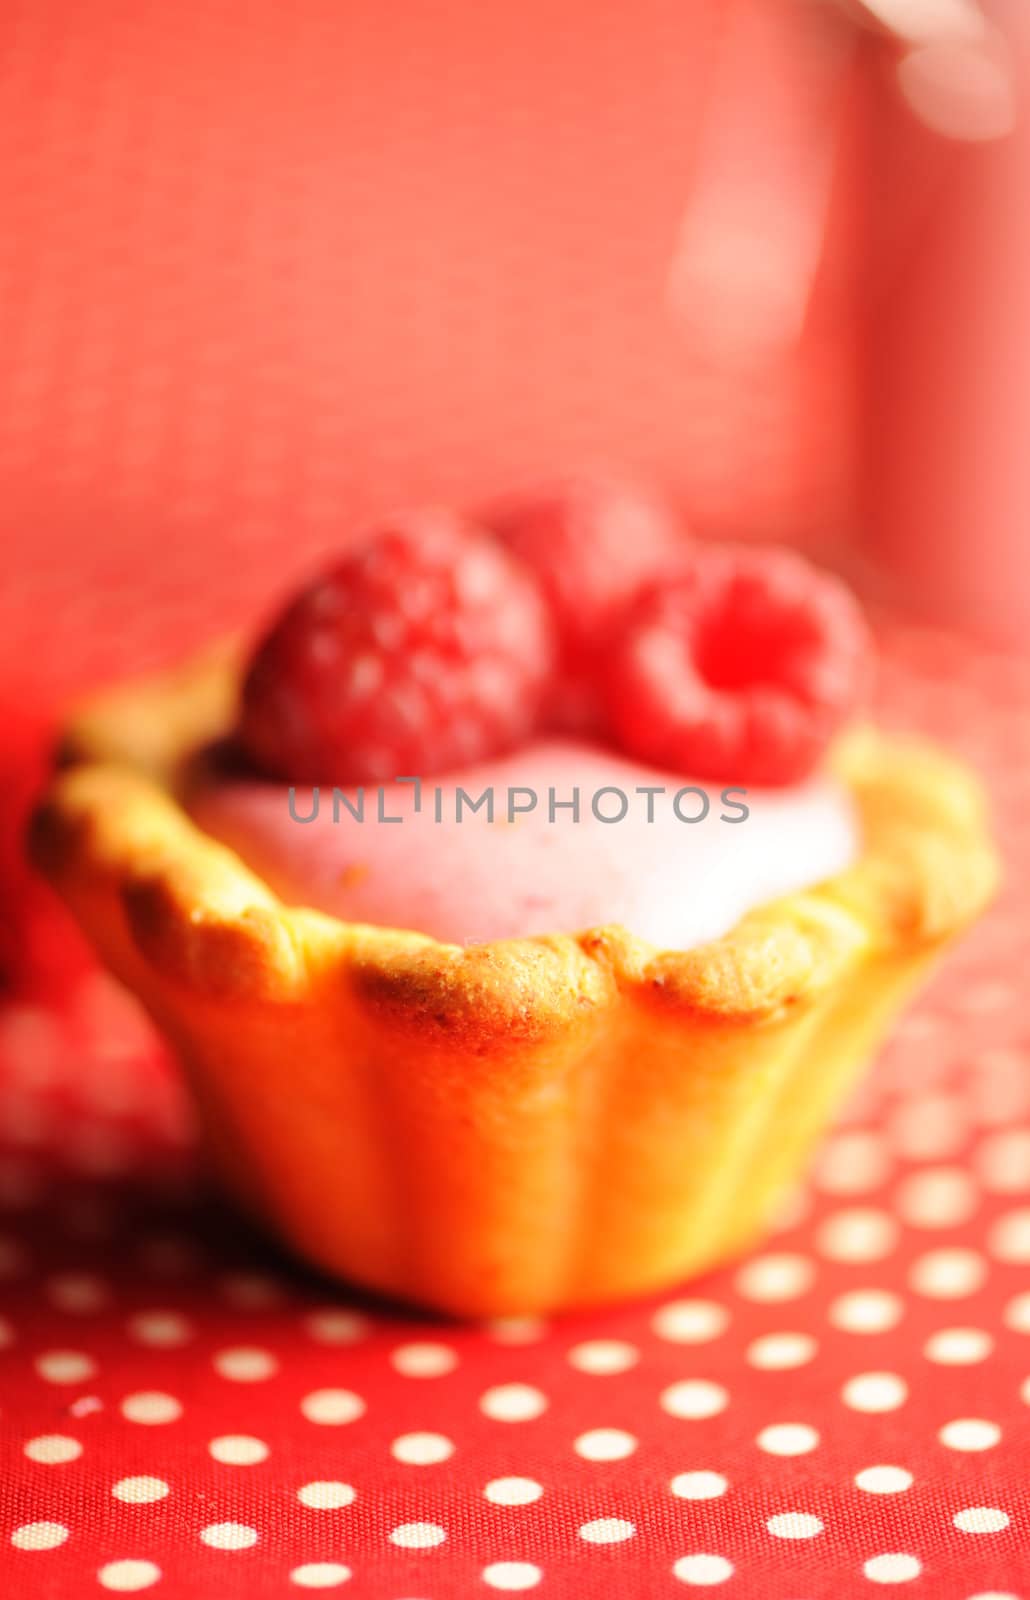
1 628 1028 1598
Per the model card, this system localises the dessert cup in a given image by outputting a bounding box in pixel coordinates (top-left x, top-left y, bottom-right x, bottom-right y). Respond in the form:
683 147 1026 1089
31 648 998 1315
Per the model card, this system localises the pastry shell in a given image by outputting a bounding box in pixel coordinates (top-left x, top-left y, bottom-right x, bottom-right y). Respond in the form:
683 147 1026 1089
30 649 999 1315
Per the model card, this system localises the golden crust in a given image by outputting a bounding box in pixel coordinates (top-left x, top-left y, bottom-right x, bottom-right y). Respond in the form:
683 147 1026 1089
26 649 1000 1314
30 690 997 1030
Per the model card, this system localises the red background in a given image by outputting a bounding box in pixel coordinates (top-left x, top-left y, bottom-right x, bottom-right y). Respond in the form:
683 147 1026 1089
1 0 862 709
0 0 867 989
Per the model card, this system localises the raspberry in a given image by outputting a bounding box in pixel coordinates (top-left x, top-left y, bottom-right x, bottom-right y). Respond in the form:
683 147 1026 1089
604 544 871 786
481 472 687 728
238 510 556 784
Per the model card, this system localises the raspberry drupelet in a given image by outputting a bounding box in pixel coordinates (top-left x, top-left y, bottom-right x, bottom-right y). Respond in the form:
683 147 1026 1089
239 509 556 786
604 544 871 786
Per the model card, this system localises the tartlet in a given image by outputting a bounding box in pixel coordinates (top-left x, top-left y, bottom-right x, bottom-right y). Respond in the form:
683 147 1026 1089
30 641 997 1315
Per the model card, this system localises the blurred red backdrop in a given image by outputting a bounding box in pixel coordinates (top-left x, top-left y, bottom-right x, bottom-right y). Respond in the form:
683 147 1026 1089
0 0 868 704
1 0 870 981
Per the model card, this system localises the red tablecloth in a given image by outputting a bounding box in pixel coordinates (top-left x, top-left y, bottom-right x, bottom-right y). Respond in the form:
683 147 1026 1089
1 630 1028 1599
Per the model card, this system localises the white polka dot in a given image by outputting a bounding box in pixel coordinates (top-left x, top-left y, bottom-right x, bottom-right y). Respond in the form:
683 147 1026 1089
199 1523 259 1550
813 1132 891 1194
958 980 1013 1013
895 1009 941 1041
36 1350 96 1384
863 1553 922 1583
289 1564 351 1589
212 1346 278 1382
120 1392 182 1425
390 1342 458 1377
757 1424 819 1456
300 1389 365 1425
574 1430 637 1462
479 1384 548 1422
296 1482 356 1510
971 1052 1030 1126
817 1209 898 1262
567 1339 639 1374
1023 1377 1030 1407
735 1252 814 1302
829 1290 904 1334
97 1560 162 1591
746 1332 817 1370
1003 1291 1030 1332
855 1466 913 1494
895 1168 978 1228
138 1235 201 1276
208 1435 269 1465
127 1312 193 1348
24 1434 82 1464
673 1554 734 1586
766 1512 823 1540
889 1095 965 1159
11 1522 69 1550
988 1208 1030 1262
218 1272 284 1309
671 1472 728 1500
391 1432 454 1465
112 1477 169 1504
483 1478 544 1505
46 1273 109 1313
660 1380 729 1420
939 1419 1001 1452
68 1397 102 1419
484 1317 547 1344
975 1130 1030 1192
923 1327 993 1365
909 1248 987 1298
964 1593 1020 1600
389 1522 446 1549
304 1310 369 1344
953 1507 1010 1534
482 1562 542 1591
842 1372 908 1413
652 1300 729 1343
578 1519 635 1544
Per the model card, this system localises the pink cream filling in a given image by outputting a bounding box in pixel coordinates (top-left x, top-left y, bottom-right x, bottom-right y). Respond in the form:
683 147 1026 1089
187 739 859 950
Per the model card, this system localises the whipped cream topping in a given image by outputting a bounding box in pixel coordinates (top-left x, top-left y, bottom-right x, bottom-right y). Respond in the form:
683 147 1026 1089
188 740 859 950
